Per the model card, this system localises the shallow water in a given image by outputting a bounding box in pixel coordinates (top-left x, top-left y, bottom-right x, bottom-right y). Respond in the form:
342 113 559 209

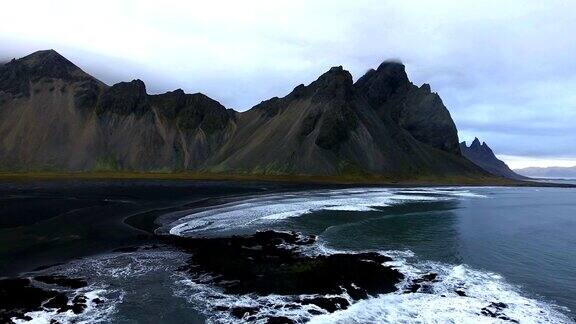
6 185 576 323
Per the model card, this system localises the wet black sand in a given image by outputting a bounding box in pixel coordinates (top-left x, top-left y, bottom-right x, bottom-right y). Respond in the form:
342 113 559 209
0 180 324 276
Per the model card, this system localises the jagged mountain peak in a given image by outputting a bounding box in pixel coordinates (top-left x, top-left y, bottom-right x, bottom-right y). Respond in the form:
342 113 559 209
16 49 90 79
376 59 406 74
298 65 354 103
420 83 431 92
467 138 493 154
354 60 410 104
461 139 526 180
97 79 149 116
0 50 487 179
311 66 353 88
171 88 186 95
20 49 68 65
353 60 461 155
0 49 96 97
107 79 148 97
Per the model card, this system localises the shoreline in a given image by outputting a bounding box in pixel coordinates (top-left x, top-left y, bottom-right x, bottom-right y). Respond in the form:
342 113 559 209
0 180 287 276
2 183 575 322
0 171 574 188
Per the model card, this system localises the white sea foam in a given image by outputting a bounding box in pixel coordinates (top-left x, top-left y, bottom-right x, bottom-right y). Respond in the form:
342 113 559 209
168 187 485 237
309 260 573 324
172 231 571 323
18 187 571 323
12 287 123 324
61 250 186 279
16 231 569 323
13 250 188 324
173 276 324 323
171 244 573 324
306 245 572 324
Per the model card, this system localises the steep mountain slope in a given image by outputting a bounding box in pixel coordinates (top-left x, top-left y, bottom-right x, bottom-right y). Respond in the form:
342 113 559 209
460 138 526 180
0 50 236 171
354 61 460 154
0 50 486 180
210 64 480 177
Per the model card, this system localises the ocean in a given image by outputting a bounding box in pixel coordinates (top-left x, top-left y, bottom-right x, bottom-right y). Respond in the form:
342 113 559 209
1 182 575 323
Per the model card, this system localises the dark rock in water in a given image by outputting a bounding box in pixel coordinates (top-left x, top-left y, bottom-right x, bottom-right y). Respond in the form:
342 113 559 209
300 296 350 312
0 278 61 322
34 275 87 289
163 230 403 321
420 273 438 281
418 284 434 294
0 275 93 322
308 309 324 315
165 230 402 297
455 289 467 297
404 272 439 293
70 295 89 314
266 316 295 324
492 302 508 309
481 301 519 323
404 283 421 293
231 306 259 319
43 293 68 310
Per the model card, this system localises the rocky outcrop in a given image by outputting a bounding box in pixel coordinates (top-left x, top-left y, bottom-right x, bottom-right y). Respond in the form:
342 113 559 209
355 61 461 155
97 79 149 116
0 50 488 180
460 138 526 180
0 276 95 323
208 61 480 177
164 230 403 322
0 49 103 102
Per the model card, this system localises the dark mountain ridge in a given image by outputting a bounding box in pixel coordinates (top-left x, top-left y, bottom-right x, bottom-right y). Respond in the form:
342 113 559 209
0 50 488 180
460 138 526 180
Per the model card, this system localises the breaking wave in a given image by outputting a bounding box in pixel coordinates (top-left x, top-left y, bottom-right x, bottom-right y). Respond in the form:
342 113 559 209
163 187 572 323
171 244 573 323
18 238 572 323
167 187 486 237
12 187 573 323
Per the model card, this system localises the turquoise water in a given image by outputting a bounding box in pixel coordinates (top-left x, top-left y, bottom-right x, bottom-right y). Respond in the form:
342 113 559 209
13 185 576 323
165 186 576 322
284 187 576 315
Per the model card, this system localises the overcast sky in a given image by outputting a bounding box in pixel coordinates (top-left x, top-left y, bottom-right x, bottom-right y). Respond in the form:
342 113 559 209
1 0 575 168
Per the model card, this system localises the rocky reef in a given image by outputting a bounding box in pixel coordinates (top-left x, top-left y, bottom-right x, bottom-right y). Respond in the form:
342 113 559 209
0 229 525 323
0 275 97 323
164 230 404 322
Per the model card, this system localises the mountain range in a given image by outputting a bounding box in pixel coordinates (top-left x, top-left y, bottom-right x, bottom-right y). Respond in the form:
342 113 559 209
460 138 527 180
515 166 576 179
0 50 496 181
